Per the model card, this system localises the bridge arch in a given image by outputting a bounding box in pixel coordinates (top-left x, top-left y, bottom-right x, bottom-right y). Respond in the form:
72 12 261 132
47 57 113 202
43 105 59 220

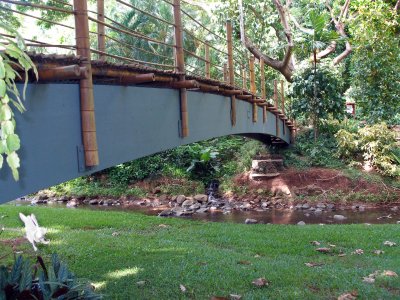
1 83 291 204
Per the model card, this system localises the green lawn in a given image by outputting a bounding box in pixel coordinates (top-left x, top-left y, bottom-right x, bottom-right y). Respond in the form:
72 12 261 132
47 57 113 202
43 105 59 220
0 205 399 299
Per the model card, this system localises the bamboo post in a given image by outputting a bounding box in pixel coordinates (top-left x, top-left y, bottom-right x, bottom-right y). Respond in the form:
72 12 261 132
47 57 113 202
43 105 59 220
73 0 99 167
281 80 286 135
249 56 257 123
205 44 210 78
97 0 106 60
223 63 228 82
173 0 188 137
274 80 279 137
242 65 247 90
260 59 266 123
226 20 236 126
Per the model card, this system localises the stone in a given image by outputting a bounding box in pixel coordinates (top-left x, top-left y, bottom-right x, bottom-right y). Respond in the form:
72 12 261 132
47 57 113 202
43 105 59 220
182 199 195 208
176 195 186 204
334 214 347 221
256 189 264 194
241 203 252 210
189 203 201 210
196 207 209 214
245 218 258 224
326 204 335 210
316 203 326 209
295 204 303 210
171 195 177 202
309 207 316 211
397 221 400 224
297 221 306 226
261 202 270 209
358 205 365 212
158 210 172 217
314 208 323 213
66 199 78 208
89 199 99 205
194 194 208 203
390 206 398 212
302 204 310 209
57 196 69 202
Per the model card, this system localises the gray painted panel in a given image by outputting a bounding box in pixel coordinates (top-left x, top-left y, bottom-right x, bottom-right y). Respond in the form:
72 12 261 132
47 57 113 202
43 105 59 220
1 83 291 203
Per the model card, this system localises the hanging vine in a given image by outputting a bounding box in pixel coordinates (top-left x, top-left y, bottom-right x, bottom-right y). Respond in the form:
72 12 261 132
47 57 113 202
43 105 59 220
0 23 37 180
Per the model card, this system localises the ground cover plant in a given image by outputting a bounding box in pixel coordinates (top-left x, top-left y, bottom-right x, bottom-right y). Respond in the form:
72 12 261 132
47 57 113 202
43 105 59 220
0 205 399 299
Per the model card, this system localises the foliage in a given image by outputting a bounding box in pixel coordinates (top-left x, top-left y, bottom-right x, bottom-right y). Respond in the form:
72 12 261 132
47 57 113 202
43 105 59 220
0 254 100 299
336 123 400 176
348 0 400 123
0 22 37 180
288 59 345 131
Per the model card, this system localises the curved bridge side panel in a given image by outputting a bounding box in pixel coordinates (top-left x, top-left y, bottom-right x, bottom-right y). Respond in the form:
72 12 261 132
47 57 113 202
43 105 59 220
1 84 290 203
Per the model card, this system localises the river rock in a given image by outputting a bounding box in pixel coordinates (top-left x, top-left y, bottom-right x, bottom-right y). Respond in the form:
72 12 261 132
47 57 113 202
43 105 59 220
66 199 78 208
358 205 365 212
314 208 323 213
57 196 69 202
390 206 398 212
397 221 400 224
196 207 209 214
182 199 195 208
326 204 335 210
89 199 99 205
334 214 347 221
297 221 306 226
102 200 112 206
176 195 186 204
295 204 303 210
245 218 258 224
241 203 252 210
302 204 310 209
261 201 270 209
171 206 183 215
158 209 172 217
193 194 208 203
316 203 326 209
189 203 201 210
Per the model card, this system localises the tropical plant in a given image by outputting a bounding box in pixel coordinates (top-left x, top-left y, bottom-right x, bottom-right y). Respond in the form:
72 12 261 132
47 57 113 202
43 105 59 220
0 22 37 180
0 254 101 299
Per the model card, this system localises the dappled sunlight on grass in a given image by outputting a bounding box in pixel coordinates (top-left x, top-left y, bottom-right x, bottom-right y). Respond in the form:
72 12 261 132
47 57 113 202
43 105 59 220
106 267 143 279
91 281 107 291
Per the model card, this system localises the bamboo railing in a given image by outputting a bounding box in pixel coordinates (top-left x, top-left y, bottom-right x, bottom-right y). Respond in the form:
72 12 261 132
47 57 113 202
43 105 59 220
0 0 296 166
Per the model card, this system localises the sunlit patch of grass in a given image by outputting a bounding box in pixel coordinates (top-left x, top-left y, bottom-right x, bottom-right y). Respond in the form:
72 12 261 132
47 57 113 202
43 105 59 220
107 267 142 279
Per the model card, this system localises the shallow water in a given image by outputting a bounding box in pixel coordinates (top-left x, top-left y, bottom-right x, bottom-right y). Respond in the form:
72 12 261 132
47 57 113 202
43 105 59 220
9 200 400 225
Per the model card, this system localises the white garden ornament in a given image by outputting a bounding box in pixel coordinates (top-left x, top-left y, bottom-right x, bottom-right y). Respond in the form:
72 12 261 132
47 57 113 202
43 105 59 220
19 213 49 251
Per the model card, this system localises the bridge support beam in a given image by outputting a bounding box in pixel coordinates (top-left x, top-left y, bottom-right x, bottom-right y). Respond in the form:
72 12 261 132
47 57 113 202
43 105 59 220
74 0 99 167
226 20 236 127
173 0 189 137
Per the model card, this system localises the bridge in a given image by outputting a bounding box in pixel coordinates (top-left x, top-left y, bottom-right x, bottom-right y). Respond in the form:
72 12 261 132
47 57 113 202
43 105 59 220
0 0 296 204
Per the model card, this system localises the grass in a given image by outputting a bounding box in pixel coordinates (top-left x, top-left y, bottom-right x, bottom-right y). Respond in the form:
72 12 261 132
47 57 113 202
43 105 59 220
1 205 399 299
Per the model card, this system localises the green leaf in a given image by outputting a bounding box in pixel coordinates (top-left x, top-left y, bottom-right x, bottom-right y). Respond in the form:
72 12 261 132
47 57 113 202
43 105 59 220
1 94 9 104
6 134 20 152
12 168 19 181
5 44 22 59
0 140 7 154
0 104 12 121
0 60 5 80
4 63 16 81
0 79 6 98
0 154 3 169
6 151 20 169
2 120 14 135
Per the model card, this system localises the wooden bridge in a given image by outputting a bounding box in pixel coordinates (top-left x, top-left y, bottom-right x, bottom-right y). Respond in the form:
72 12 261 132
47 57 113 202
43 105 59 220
0 0 296 203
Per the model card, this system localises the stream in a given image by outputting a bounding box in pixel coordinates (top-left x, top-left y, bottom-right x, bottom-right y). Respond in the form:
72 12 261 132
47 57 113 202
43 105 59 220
9 200 400 225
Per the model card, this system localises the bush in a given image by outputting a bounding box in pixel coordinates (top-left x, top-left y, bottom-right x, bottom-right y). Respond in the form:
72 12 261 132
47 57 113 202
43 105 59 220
0 254 100 299
335 123 400 176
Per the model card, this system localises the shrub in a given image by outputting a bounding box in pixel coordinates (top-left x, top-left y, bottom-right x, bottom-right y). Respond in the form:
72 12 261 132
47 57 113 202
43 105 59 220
335 123 400 176
0 254 100 299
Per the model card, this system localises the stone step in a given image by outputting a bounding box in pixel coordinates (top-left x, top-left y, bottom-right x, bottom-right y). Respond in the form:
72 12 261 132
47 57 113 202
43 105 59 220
250 173 280 179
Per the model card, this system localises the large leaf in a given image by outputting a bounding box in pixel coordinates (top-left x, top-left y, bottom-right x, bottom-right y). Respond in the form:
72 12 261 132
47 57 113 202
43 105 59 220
2 120 14 135
0 154 3 169
0 79 6 98
6 134 20 152
0 58 5 79
0 104 12 121
6 151 20 170
0 140 7 154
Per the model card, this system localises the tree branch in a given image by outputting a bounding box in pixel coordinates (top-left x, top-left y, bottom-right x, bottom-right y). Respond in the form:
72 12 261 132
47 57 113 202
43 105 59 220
238 0 293 81
395 0 400 12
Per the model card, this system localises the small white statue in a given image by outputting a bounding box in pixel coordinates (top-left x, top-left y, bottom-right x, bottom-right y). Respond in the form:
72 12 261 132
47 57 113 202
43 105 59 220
19 213 49 251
